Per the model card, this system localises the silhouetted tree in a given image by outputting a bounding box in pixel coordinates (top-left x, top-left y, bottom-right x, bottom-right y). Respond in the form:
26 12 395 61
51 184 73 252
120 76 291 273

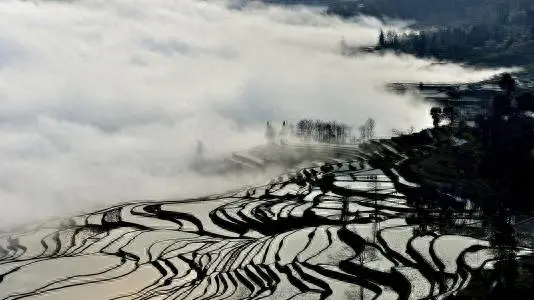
294 119 352 143
280 121 288 141
359 125 366 141
365 118 376 140
413 32 427 56
497 73 516 94
378 29 385 47
442 105 456 125
430 107 442 128
392 32 400 48
386 30 394 45
296 119 312 140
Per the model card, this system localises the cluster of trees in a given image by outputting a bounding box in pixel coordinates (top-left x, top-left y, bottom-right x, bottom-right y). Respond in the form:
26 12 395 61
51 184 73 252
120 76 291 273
265 118 377 144
477 74 534 209
378 23 532 61
426 73 534 130
418 74 530 234
369 0 534 66
429 105 457 128
424 74 534 272
357 118 376 142
327 0 534 66
377 15 534 66
490 73 534 115
391 126 415 137
294 119 351 143
418 74 528 290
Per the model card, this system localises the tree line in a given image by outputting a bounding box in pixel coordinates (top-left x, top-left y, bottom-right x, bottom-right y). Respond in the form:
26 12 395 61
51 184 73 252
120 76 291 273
265 118 376 144
375 11 534 66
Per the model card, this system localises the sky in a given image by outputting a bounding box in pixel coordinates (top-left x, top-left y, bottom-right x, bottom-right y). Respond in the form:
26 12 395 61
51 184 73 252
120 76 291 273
0 0 511 229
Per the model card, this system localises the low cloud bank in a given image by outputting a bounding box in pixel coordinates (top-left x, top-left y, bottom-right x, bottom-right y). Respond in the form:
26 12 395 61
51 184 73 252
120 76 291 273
0 0 506 228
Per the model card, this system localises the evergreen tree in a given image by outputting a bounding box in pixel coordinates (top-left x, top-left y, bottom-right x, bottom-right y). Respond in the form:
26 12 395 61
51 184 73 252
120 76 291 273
386 30 398 47
392 32 400 49
412 32 427 56
443 105 457 127
378 29 386 47
280 121 288 144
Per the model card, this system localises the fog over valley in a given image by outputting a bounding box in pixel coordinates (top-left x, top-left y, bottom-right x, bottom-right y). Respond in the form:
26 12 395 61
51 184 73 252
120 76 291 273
0 0 510 229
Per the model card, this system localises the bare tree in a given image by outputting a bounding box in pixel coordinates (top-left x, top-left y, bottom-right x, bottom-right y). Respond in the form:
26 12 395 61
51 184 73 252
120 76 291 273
359 125 366 142
366 118 376 140
295 119 354 143
392 125 416 136
358 118 376 142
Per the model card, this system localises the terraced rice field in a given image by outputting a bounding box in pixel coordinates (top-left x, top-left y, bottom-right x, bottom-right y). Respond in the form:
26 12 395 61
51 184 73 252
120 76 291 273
0 141 531 299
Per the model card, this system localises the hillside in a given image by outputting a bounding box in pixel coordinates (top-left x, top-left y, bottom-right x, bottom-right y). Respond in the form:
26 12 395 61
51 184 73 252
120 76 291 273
352 0 534 74
1 136 533 299
329 0 534 27
264 0 534 72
